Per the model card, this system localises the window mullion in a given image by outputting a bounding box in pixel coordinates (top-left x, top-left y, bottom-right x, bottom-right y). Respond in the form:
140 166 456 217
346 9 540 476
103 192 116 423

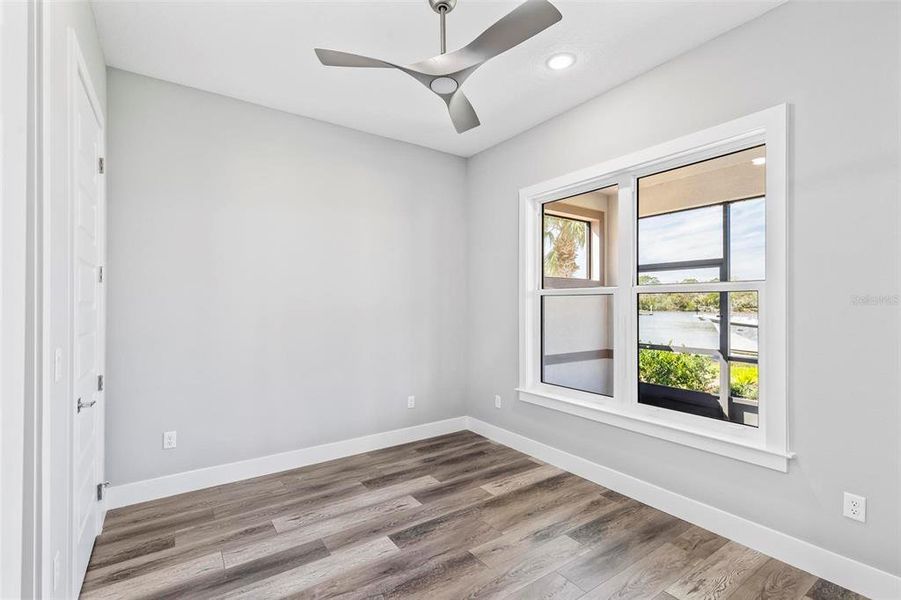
719 203 731 420
617 177 636 408
538 286 618 296
636 281 762 294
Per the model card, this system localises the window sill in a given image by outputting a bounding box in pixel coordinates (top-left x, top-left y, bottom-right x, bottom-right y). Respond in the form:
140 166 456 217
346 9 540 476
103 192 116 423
516 386 793 472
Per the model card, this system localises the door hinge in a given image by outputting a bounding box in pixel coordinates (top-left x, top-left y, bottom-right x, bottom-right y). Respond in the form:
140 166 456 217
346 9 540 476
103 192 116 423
98 157 105 174
98 265 104 283
97 374 104 391
97 481 110 501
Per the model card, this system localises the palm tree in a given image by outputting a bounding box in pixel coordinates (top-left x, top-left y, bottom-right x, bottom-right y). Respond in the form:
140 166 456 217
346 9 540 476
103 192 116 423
544 216 587 277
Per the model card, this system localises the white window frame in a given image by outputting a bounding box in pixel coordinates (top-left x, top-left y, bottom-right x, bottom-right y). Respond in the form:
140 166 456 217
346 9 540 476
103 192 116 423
518 105 790 471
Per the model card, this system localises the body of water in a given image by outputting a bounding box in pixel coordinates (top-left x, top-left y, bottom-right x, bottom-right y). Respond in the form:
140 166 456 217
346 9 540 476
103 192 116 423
639 310 757 356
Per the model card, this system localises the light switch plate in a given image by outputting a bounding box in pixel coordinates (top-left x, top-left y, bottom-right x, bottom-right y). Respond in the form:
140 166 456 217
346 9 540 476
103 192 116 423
163 431 177 449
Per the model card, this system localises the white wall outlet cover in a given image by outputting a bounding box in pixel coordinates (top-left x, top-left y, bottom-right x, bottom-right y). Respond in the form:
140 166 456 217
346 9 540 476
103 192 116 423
842 492 866 522
407 395 415 409
494 394 502 409
163 431 177 449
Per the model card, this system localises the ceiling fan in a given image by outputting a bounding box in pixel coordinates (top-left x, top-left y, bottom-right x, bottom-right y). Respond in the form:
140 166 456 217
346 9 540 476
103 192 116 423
314 0 563 134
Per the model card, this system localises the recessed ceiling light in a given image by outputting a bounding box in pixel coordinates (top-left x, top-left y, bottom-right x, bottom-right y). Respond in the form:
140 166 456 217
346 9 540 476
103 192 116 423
546 52 576 71
752 157 766 166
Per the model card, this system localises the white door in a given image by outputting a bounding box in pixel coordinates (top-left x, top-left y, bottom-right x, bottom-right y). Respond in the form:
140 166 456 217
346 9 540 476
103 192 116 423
71 60 105 589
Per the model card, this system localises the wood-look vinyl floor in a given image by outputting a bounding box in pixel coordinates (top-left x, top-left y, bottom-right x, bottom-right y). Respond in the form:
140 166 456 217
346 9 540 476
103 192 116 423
83 431 867 600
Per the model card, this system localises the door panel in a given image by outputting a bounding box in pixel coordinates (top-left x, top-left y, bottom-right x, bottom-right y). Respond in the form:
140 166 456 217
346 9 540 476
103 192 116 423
71 64 104 590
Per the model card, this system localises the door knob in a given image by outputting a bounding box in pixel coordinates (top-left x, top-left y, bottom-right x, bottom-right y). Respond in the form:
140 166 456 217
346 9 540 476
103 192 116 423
77 398 97 413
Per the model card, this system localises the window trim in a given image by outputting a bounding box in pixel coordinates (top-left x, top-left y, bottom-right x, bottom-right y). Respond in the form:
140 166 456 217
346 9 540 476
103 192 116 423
517 104 790 471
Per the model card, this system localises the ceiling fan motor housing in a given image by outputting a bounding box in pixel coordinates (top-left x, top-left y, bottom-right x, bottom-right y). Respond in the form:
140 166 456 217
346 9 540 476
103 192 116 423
429 0 457 14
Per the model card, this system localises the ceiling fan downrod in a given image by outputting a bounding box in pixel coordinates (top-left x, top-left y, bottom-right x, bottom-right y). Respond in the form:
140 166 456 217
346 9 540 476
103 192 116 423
429 0 457 54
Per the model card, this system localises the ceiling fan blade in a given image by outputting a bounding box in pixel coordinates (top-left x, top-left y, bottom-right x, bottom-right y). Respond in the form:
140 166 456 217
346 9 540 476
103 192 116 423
407 0 562 79
461 0 561 64
315 48 396 68
446 91 480 133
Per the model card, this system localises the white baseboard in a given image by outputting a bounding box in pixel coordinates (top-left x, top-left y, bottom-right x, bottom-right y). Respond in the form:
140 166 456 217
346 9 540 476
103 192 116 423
103 415 899 599
104 417 468 510
466 417 901 600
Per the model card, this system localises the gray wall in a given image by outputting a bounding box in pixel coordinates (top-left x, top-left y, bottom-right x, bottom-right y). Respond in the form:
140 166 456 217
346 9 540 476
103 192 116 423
464 1 900 577
106 69 468 484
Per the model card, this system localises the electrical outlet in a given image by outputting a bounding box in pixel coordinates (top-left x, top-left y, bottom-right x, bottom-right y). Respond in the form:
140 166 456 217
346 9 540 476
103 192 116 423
843 492 866 522
163 430 177 449
407 395 415 409
494 394 502 409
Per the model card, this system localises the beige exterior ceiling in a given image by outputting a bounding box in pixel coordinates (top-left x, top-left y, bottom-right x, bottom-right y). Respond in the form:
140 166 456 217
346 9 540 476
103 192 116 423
638 145 766 217
559 185 617 212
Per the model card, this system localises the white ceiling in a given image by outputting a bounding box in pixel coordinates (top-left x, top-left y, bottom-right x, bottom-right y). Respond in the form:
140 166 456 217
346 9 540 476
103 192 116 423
92 0 781 157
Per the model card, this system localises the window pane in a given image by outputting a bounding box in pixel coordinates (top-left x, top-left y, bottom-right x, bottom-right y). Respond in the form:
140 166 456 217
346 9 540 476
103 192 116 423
542 185 618 288
729 291 758 359
638 292 720 350
637 145 766 284
729 197 766 281
637 290 759 428
638 267 720 285
542 295 613 397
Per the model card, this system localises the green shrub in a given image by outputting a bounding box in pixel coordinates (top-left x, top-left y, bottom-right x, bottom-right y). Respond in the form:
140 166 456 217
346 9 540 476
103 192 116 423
637 292 719 313
729 362 759 399
638 349 718 394
640 349 759 400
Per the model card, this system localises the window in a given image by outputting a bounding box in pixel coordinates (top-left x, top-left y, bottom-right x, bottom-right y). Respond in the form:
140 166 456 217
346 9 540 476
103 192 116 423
537 187 617 398
542 294 614 396
637 146 764 428
542 191 614 288
518 106 788 470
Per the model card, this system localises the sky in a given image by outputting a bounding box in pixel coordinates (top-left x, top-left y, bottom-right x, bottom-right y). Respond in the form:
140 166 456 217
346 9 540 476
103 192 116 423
638 198 765 282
